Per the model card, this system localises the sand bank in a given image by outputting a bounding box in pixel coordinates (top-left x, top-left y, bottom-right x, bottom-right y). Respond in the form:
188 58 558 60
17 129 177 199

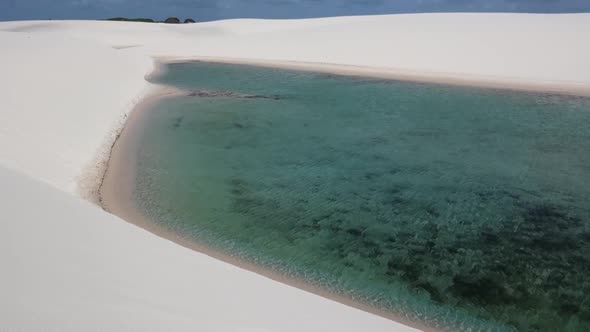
1 13 590 331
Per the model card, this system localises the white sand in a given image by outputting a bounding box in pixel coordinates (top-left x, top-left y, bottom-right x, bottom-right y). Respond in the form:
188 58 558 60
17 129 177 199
0 165 418 331
0 13 589 331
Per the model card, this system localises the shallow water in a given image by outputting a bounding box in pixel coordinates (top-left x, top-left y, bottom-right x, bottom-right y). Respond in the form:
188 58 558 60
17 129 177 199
134 62 590 331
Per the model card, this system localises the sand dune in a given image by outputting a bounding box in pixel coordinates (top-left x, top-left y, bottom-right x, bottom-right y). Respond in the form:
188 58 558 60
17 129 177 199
0 13 589 331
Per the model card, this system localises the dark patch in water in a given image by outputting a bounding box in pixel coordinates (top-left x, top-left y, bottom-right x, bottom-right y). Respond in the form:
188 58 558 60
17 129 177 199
224 175 590 330
188 90 281 100
346 227 365 237
172 116 184 129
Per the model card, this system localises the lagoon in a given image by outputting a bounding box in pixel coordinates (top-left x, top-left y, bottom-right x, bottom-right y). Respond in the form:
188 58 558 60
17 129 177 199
123 62 590 331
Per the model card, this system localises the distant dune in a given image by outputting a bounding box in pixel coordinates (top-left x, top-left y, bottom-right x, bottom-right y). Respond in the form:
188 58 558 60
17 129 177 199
0 14 589 331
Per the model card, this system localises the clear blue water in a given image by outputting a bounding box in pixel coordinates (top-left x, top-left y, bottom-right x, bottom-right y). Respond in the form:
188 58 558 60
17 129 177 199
134 62 590 331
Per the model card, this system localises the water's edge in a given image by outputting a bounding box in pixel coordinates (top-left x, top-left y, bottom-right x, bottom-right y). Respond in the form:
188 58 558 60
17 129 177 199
98 60 590 332
98 63 435 332
158 56 590 98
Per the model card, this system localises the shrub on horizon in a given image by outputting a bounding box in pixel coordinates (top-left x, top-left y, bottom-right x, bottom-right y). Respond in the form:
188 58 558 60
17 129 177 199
164 17 181 24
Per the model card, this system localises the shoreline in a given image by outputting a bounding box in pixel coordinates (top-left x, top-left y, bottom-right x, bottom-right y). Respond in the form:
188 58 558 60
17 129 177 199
99 63 434 332
157 56 590 98
98 58 589 332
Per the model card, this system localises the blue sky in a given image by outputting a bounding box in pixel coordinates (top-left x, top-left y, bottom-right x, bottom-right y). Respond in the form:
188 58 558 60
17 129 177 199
1 0 589 21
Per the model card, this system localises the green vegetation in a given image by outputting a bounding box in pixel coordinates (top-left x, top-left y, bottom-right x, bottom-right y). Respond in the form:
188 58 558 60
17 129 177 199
164 17 181 24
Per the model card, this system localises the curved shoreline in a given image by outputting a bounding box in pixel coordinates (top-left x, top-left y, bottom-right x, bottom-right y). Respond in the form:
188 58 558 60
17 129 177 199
98 59 589 332
99 63 436 332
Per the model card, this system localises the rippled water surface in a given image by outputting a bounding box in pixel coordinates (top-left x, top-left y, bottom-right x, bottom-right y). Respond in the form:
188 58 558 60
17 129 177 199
134 62 590 331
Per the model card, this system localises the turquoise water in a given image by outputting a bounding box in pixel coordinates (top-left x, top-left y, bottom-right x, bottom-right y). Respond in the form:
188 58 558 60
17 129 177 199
135 62 590 331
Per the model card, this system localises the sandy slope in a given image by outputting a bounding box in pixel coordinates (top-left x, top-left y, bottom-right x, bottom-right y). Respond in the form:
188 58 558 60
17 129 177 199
0 14 589 331
0 166 416 331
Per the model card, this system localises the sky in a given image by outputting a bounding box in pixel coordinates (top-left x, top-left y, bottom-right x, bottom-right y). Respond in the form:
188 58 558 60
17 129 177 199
1 0 589 21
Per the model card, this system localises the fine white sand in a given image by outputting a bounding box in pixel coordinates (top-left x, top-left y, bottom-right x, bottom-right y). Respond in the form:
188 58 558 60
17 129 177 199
0 13 589 331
